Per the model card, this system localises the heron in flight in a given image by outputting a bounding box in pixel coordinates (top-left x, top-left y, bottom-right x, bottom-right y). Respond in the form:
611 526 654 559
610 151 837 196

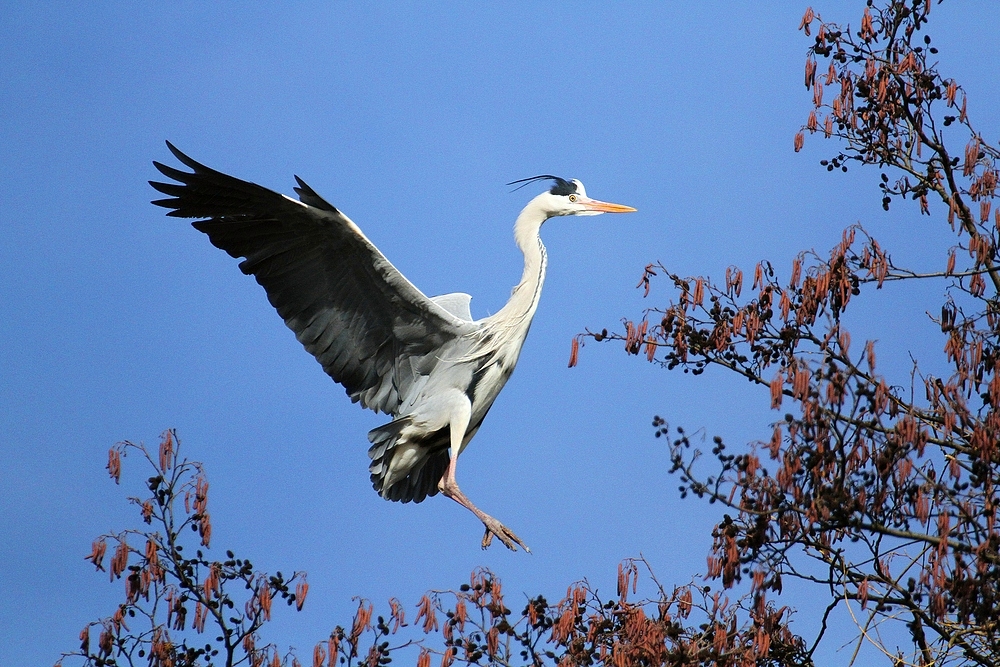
150 142 635 551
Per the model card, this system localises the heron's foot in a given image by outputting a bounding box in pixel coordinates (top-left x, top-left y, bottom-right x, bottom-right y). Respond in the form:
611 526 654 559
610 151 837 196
436 469 530 552
481 516 530 553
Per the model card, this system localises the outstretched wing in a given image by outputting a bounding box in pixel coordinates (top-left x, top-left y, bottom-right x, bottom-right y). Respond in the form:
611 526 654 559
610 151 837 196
150 141 477 414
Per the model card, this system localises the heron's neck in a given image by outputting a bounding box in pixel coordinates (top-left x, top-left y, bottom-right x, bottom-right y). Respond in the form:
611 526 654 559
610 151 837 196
496 204 549 323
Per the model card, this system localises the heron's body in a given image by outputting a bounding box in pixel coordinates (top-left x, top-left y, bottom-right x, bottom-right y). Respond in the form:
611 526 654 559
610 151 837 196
151 143 634 550
369 200 551 505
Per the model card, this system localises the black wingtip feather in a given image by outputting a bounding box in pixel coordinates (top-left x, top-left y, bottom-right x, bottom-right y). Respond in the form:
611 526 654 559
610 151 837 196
163 140 202 171
152 161 194 184
149 196 177 209
293 175 340 213
150 141 297 219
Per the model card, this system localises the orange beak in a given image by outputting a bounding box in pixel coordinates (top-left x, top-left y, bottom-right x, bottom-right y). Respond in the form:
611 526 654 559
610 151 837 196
581 198 637 213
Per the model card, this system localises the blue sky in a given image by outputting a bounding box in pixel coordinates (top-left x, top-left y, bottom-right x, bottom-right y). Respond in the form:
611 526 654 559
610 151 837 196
2 2 997 664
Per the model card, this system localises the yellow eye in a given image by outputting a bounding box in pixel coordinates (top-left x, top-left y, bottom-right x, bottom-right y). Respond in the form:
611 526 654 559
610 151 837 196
568 194 578 202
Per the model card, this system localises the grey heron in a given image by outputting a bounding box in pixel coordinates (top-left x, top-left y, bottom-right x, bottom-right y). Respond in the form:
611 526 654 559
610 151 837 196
150 142 635 551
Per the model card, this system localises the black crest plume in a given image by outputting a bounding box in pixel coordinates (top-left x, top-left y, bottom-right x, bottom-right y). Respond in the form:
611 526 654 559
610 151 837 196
506 175 578 196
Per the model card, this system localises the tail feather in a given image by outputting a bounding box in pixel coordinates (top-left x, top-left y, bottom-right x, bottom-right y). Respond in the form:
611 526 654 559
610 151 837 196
367 418 449 504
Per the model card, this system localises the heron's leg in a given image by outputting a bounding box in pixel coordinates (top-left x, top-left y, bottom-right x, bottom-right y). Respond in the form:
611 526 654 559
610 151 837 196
439 456 530 553
437 401 530 553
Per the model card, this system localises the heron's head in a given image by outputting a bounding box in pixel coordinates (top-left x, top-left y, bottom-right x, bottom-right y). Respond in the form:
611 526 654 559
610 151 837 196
508 175 636 219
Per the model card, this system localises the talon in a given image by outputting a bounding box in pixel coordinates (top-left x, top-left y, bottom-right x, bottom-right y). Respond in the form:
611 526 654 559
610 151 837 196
480 518 529 552
439 461 529 552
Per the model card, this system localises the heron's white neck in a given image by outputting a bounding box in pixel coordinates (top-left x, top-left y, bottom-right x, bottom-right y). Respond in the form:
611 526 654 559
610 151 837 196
492 200 549 326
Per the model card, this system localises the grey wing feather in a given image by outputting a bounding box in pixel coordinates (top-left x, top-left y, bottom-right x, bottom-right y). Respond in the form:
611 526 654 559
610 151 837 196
150 141 477 414
430 293 473 322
